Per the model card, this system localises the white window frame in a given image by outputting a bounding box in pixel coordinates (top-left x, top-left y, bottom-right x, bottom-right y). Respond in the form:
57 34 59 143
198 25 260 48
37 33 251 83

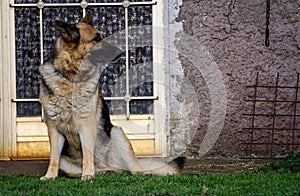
0 0 167 159
0 0 17 159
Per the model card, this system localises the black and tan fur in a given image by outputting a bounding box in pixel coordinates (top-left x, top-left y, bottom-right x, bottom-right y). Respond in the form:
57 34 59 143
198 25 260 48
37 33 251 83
39 13 184 181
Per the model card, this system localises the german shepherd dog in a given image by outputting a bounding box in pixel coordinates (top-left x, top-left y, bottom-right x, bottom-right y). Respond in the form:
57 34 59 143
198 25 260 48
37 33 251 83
39 12 184 181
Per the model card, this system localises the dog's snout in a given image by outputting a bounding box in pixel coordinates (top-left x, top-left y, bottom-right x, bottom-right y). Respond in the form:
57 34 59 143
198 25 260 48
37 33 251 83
88 40 124 64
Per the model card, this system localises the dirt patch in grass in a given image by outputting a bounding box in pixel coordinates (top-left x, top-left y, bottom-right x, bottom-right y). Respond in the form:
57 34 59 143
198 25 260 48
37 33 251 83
0 158 268 176
184 158 268 174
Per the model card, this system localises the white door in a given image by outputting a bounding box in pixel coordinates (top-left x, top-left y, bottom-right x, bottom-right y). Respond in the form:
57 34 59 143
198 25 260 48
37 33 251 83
4 0 166 159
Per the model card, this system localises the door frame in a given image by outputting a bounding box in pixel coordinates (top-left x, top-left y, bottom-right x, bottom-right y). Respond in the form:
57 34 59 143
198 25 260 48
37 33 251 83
1 0 168 159
0 0 17 159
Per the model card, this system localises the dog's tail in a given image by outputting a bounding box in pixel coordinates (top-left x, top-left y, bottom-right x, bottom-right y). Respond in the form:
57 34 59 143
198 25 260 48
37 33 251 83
108 126 185 175
137 157 186 175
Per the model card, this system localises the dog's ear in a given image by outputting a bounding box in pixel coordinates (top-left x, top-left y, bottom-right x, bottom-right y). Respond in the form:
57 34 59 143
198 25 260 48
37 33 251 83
81 11 93 26
54 20 80 42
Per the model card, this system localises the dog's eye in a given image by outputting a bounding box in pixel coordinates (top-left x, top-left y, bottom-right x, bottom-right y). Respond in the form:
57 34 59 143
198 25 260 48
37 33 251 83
93 34 103 43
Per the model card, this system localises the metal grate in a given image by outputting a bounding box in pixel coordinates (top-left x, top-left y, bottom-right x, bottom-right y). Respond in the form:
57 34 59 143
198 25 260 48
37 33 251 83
242 72 300 159
12 0 156 117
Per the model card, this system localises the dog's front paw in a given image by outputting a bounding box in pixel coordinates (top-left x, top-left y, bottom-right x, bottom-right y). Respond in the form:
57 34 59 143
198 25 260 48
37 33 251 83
81 175 93 181
40 176 56 181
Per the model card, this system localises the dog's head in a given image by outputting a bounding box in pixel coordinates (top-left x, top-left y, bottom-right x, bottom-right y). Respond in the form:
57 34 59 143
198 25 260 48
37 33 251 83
55 12 123 64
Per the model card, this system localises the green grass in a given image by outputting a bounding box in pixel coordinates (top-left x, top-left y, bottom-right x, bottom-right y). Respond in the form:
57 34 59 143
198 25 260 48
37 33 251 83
260 151 300 173
0 172 299 195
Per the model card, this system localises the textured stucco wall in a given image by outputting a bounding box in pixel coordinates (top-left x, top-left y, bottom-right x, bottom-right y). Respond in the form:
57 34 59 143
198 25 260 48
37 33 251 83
164 0 204 157
167 0 300 158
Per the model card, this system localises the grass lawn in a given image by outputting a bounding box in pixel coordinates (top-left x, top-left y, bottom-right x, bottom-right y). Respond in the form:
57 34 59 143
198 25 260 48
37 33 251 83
0 172 299 195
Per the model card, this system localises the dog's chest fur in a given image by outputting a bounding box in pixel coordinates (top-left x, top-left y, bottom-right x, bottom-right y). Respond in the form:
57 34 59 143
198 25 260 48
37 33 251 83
39 59 101 135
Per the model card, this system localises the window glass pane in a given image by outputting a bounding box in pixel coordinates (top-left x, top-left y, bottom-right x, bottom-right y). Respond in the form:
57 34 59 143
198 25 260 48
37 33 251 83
128 6 154 114
17 102 42 117
15 8 40 100
130 100 153 114
15 8 41 116
107 100 126 115
129 5 152 26
100 59 127 97
129 47 153 97
90 6 126 98
89 6 126 39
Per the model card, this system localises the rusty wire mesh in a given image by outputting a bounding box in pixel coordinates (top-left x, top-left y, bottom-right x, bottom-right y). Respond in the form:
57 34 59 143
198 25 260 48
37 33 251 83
242 72 300 159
